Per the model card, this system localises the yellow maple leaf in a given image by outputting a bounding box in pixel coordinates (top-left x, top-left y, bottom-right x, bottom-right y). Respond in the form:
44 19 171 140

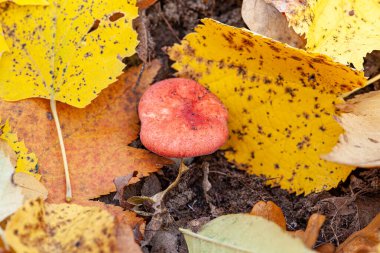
5 199 119 253
168 19 366 195
0 119 39 179
0 0 138 107
284 0 380 70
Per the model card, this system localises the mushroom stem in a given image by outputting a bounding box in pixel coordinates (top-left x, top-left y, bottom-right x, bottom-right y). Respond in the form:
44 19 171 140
50 98 72 202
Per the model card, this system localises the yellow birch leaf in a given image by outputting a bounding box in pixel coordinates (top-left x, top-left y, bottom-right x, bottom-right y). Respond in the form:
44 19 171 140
0 0 138 108
0 119 39 178
283 0 380 70
168 19 366 195
5 199 119 253
0 25 8 57
0 0 48 58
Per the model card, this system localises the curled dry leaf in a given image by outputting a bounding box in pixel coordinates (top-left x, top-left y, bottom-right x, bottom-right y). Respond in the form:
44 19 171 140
168 18 365 195
324 90 380 167
5 199 141 253
242 0 305 48
13 173 48 201
0 61 170 226
336 213 380 253
0 141 23 223
249 201 286 230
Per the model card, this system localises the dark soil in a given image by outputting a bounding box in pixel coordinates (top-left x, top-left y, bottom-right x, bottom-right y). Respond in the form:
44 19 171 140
115 1 380 252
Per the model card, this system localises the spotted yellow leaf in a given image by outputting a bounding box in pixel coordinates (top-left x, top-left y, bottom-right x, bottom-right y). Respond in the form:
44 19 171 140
0 0 48 58
0 25 8 57
5 199 118 253
0 0 138 108
283 0 380 70
0 119 39 179
168 19 366 195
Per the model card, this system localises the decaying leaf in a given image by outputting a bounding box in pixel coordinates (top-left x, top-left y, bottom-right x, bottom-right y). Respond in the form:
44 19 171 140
336 213 380 253
250 201 286 230
13 172 48 201
168 19 366 195
0 119 39 178
0 0 138 108
324 90 380 167
0 61 170 224
242 0 305 48
279 0 380 69
181 214 314 253
289 213 325 248
0 141 23 223
249 201 326 249
5 199 141 253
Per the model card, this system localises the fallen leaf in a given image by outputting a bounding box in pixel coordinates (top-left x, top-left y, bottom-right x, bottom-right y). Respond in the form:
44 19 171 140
265 0 306 13
249 201 286 230
5 198 141 253
0 61 171 225
137 0 158 10
0 0 138 108
315 243 335 253
181 214 314 253
0 141 23 223
242 0 305 48
0 26 8 58
0 0 48 59
13 172 48 201
168 18 366 195
336 213 380 253
324 90 380 167
277 0 380 69
0 119 39 178
295 213 325 248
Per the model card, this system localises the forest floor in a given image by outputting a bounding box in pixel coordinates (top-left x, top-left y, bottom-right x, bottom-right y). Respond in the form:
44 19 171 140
113 1 380 252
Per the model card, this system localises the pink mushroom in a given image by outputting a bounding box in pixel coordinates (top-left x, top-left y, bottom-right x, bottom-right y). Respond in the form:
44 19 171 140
138 78 228 158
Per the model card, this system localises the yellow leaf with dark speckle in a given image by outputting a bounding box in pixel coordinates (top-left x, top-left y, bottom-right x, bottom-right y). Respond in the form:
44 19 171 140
0 119 39 179
0 0 138 107
168 19 366 195
284 0 380 70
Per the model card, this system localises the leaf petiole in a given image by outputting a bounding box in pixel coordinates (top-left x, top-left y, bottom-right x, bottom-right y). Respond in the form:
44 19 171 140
50 98 72 202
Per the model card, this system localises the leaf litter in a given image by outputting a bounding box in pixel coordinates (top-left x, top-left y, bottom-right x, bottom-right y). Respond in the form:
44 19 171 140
0 0 379 252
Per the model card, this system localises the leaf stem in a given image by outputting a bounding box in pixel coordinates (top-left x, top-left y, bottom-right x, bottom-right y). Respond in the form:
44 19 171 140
50 98 72 202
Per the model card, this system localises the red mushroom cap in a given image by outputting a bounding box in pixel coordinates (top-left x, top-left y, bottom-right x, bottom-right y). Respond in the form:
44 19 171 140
138 78 228 158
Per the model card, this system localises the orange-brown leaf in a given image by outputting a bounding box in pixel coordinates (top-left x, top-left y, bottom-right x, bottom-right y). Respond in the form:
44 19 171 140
249 201 286 230
0 61 170 221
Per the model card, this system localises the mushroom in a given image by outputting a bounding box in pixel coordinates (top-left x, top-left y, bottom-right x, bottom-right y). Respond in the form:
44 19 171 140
130 78 228 212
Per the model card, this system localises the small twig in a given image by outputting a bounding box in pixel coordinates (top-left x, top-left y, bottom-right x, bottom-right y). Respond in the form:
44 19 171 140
367 73 380 86
158 4 181 43
134 63 146 91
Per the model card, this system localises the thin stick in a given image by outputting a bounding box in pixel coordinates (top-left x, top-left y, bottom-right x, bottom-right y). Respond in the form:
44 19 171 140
366 73 380 86
50 98 72 202
161 158 188 195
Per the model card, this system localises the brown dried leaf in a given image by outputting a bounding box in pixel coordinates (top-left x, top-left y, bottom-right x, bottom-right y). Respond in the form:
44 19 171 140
13 172 48 201
336 213 380 253
250 201 286 230
242 0 305 48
